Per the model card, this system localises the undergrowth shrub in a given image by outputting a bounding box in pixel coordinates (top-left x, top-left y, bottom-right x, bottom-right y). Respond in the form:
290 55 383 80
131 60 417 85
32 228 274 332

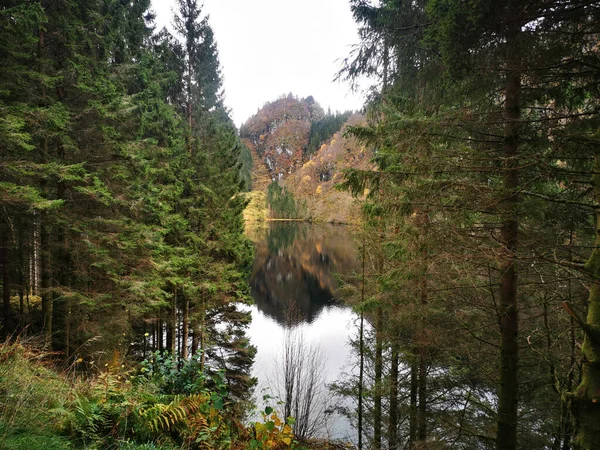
249 406 296 449
0 344 235 449
0 343 315 450
58 351 233 449
0 342 72 449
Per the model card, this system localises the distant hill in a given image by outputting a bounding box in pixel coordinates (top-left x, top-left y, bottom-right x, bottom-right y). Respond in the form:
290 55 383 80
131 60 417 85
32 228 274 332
241 95 370 223
240 94 324 185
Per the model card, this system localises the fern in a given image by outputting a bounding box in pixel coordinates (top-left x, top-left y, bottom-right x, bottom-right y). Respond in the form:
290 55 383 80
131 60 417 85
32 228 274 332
138 393 209 434
67 395 111 444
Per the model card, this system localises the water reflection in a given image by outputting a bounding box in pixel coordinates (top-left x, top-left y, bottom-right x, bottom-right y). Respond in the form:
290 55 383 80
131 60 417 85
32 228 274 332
245 222 359 442
248 222 359 325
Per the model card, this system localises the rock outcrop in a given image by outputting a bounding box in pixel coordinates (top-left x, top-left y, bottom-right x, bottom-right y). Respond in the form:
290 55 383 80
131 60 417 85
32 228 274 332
240 94 323 183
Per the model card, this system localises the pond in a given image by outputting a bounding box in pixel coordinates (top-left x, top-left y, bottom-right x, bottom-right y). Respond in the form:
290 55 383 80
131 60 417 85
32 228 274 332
245 222 359 442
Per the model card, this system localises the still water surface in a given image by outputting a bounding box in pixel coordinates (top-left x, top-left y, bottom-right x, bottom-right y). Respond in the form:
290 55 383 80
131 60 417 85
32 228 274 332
245 222 359 441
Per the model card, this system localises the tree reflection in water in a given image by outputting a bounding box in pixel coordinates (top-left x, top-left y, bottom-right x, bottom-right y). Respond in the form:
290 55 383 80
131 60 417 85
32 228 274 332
248 222 358 325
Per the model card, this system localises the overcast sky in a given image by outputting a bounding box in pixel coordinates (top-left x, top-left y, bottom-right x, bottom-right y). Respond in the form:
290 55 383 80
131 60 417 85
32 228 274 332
151 0 366 127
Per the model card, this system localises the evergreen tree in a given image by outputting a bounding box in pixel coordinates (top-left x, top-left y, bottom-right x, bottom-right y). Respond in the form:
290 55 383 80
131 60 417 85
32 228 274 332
0 0 255 409
338 0 600 448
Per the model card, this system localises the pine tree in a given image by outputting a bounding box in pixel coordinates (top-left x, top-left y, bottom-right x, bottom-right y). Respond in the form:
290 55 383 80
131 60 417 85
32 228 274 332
338 0 600 448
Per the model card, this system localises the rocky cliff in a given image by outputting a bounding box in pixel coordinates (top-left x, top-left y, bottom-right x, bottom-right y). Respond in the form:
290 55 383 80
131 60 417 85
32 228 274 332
241 95 371 223
240 94 323 186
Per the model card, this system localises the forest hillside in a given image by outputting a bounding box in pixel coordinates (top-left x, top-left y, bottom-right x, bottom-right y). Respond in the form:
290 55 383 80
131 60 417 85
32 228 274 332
282 113 371 223
241 96 369 223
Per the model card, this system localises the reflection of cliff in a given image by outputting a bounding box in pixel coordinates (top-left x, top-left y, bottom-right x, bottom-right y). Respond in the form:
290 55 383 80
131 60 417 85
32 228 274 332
248 223 358 325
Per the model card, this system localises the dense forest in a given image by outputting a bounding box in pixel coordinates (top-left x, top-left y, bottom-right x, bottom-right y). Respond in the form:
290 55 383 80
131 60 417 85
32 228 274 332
0 0 261 448
333 1 600 449
2 0 600 450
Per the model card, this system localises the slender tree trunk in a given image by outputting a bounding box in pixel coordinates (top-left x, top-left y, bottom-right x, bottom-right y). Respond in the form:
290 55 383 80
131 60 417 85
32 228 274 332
1 227 13 338
418 347 427 446
563 231 575 450
142 322 147 359
388 342 399 449
18 224 25 323
417 210 429 448
165 316 172 351
157 315 163 351
410 358 418 448
570 149 600 448
151 319 156 352
373 305 383 450
55 185 71 357
496 26 521 450
38 25 52 347
169 292 176 355
192 321 199 356
182 293 189 360
200 297 206 371
562 314 575 450
31 211 39 297
358 310 364 450
40 219 52 349
358 225 366 450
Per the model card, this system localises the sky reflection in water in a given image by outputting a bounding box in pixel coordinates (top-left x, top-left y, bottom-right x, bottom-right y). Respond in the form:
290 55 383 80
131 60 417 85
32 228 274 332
245 223 359 441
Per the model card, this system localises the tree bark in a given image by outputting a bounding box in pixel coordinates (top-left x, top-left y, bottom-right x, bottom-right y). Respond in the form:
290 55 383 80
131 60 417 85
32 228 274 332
388 342 399 449
54 184 71 357
417 210 429 448
157 315 163 351
373 305 383 450
192 321 199 356
358 310 364 450
171 292 177 356
358 224 367 450
182 292 189 360
496 25 521 450
418 348 427 446
40 219 52 349
200 297 206 371
571 149 600 449
1 225 13 337
410 358 418 448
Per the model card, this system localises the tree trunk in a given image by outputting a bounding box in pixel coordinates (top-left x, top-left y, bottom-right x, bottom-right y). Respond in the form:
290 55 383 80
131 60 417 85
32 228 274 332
54 187 71 357
143 322 147 359
418 347 427 446
192 321 199 356
40 219 52 349
157 315 163 351
417 210 429 448
373 305 383 450
571 149 600 449
388 342 399 449
170 292 176 356
200 297 206 371
182 293 189 360
1 226 13 337
17 224 25 324
358 310 364 450
562 314 575 450
166 316 172 352
496 26 521 450
410 358 418 448
358 226 367 450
